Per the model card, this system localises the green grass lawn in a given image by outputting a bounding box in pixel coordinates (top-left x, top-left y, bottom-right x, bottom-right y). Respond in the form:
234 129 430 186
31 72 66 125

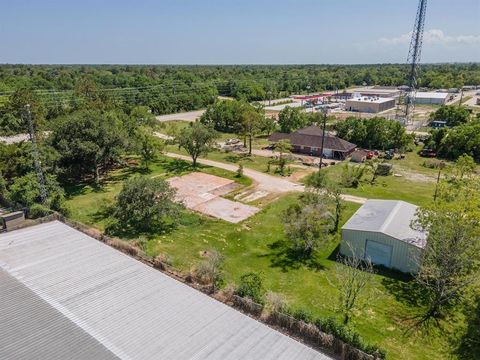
65 159 466 359
66 189 465 359
65 156 251 228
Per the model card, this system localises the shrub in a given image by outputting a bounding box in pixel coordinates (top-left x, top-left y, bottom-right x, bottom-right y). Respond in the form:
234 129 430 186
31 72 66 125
193 250 224 288
106 238 140 257
265 291 287 314
236 164 244 177
236 272 265 304
28 204 52 219
314 316 385 358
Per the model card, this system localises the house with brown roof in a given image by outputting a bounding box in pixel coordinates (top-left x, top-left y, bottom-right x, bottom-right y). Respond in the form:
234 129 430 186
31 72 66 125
269 125 356 160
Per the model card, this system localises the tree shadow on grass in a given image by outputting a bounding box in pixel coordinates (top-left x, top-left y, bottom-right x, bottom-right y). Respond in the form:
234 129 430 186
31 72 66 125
259 239 325 273
105 219 178 241
161 158 195 175
455 298 480 359
381 275 429 308
64 181 106 198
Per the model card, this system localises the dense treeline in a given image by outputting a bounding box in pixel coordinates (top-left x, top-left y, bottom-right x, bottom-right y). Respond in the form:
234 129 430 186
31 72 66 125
336 117 413 150
1 64 479 94
1 63 479 113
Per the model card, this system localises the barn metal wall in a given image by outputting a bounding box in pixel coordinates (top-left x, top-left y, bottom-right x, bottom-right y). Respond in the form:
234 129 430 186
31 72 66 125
340 229 422 274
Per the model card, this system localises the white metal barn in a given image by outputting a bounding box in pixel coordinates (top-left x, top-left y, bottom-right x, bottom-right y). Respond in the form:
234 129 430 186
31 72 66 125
340 200 426 274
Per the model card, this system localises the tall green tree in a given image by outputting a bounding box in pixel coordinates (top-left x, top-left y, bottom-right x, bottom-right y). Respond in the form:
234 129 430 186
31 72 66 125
178 122 218 167
50 110 127 182
136 128 164 169
413 181 480 324
238 106 262 156
283 192 333 256
430 105 471 127
278 106 307 133
112 176 182 233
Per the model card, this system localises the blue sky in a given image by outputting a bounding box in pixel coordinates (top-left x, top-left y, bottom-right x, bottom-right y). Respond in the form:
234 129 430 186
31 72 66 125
1 0 479 64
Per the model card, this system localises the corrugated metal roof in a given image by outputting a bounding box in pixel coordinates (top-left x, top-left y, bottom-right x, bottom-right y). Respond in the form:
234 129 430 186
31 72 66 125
342 200 427 248
0 221 331 360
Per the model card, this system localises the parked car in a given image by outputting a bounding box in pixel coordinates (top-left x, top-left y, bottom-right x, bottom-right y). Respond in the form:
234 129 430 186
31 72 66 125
420 149 437 158
384 149 395 160
366 151 374 159
225 138 241 145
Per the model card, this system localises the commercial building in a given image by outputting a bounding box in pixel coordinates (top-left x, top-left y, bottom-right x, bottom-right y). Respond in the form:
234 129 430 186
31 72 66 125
269 125 356 160
414 92 449 105
0 221 330 360
340 200 427 274
351 87 402 99
345 97 396 113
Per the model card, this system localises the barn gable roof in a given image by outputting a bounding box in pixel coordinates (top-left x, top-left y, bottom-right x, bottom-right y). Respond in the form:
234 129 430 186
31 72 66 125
342 200 427 248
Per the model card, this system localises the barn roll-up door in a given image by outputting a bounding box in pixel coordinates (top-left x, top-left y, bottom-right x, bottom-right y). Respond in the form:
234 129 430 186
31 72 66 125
365 240 392 267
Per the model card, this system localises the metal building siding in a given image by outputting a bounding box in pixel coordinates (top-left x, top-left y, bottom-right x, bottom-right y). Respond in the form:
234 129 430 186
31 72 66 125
340 229 421 273
0 221 330 360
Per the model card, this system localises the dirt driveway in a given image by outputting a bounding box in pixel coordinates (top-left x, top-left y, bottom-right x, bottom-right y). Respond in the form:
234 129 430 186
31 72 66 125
156 110 205 122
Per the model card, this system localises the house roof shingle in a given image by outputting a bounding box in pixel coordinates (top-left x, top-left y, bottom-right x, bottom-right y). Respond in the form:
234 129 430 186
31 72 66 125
269 125 356 153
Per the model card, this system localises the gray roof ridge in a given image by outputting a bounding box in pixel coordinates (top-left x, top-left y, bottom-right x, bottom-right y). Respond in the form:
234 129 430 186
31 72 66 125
378 200 404 234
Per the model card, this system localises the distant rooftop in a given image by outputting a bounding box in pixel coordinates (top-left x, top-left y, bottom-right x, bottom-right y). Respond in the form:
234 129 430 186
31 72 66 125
351 87 401 94
342 200 427 248
415 92 449 99
0 221 330 360
347 97 395 104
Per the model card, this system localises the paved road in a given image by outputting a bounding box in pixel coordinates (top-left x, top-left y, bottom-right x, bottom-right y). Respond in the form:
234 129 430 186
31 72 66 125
165 152 367 204
156 109 205 122
0 133 30 144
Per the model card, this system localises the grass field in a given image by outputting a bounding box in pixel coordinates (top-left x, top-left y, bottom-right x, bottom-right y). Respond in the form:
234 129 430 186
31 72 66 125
64 155 470 360
65 156 252 229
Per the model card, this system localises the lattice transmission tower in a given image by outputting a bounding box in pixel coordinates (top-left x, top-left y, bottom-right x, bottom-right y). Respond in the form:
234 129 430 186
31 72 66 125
399 0 428 126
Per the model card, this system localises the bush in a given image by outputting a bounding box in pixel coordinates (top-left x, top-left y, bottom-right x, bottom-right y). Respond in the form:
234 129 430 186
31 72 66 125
236 272 265 304
28 204 52 219
236 164 244 177
193 249 224 288
314 316 385 358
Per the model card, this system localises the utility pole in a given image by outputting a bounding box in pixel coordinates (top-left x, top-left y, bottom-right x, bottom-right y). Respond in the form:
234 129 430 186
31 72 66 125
318 109 327 170
458 89 464 107
433 161 445 202
24 104 48 204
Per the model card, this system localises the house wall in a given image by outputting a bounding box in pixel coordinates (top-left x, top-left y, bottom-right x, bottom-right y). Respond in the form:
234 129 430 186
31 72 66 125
340 229 422 273
414 97 447 105
345 99 396 113
293 146 344 159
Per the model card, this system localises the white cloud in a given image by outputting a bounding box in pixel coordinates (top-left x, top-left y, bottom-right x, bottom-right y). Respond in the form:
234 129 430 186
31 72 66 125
378 29 480 46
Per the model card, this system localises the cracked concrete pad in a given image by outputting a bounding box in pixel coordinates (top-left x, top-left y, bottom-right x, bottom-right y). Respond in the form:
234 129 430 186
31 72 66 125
193 198 259 223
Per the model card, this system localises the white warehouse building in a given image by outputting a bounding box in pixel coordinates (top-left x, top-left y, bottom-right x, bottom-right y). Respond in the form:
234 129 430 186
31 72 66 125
345 97 396 113
413 92 449 105
340 200 427 274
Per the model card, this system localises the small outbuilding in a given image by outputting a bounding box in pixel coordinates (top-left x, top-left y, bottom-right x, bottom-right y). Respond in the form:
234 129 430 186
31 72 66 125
340 200 426 274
